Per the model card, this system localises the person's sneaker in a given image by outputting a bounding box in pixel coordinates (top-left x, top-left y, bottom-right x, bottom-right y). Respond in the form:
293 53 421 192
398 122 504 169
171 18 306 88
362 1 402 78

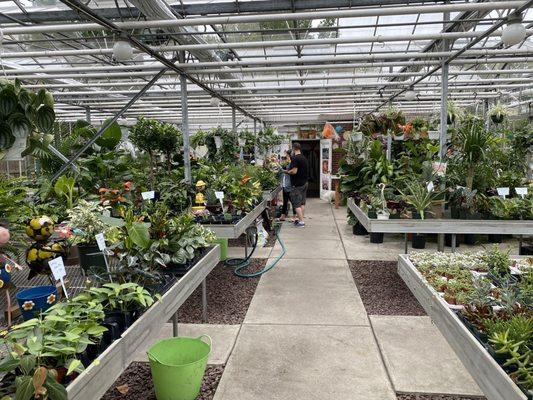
295 221 305 228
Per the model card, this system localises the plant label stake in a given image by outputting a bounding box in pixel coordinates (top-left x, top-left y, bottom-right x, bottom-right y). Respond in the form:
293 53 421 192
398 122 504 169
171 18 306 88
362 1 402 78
95 233 113 283
141 191 155 201
427 181 434 192
215 191 225 208
496 187 510 199
48 257 68 300
515 187 528 199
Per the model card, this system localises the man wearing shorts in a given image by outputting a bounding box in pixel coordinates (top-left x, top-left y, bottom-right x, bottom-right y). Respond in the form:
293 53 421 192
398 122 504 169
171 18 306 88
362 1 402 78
283 142 309 227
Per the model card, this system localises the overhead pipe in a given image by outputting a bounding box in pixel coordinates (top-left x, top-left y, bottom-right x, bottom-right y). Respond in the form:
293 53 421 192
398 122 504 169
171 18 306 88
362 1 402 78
22 75 531 90
2 1 525 35
10 67 533 82
4 29 532 59
3 54 530 77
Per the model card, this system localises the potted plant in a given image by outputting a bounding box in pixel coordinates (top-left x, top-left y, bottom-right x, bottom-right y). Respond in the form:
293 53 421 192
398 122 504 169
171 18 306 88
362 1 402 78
399 180 441 249
66 200 109 272
489 103 509 124
84 282 155 333
447 100 461 125
16 285 58 321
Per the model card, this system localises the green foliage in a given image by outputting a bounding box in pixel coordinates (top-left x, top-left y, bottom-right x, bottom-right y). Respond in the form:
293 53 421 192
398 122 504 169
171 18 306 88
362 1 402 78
483 245 511 278
398 180 440 219
53 176 76 209
0 80 55 160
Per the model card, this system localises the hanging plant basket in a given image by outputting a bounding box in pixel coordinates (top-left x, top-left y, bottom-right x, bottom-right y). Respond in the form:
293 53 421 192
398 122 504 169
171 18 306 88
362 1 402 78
447 114 456 125
490 114 505 124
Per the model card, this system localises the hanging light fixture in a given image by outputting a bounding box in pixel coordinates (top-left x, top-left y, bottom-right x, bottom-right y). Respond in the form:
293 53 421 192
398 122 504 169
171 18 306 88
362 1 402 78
113 41 133 61
502 14 526 46
210 97 220 107
404 89 417 101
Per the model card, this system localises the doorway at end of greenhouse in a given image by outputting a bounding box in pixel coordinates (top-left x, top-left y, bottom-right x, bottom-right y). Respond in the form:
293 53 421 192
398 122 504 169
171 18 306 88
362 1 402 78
291 139 320 198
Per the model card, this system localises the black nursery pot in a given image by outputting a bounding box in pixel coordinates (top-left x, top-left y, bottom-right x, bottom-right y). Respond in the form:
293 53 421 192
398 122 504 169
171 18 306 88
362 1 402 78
463 234 476 245
491 114 504 124
488 234 503 244
353 222 368 236
370 232 384 243
412 233 426 249
445 234 460 248
520 244 533 256
78 244 106 272
104 309 140 333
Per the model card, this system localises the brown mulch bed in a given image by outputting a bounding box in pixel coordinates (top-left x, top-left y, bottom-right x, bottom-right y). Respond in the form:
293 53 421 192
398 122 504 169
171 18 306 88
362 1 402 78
397 394 486 400
178 260 265 324
101 362 224 400
349 260 426 316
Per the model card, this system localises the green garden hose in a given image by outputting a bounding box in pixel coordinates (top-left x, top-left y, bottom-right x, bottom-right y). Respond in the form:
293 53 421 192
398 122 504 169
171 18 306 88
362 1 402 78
224 222 286 278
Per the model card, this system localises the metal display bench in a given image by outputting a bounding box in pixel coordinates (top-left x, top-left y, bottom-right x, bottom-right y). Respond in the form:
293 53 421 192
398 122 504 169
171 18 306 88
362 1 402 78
262 186 282 203
202 200 267 239
348 198 533 253
66 245 221 400
397 255 527 400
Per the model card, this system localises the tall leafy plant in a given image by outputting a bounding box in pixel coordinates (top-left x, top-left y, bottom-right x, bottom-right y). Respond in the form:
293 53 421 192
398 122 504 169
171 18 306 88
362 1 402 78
455 120 495 189
0 79 55 160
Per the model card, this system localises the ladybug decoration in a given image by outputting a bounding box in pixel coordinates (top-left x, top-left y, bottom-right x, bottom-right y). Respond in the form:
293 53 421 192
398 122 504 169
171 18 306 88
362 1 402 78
25 216 54 242
25 242 66 280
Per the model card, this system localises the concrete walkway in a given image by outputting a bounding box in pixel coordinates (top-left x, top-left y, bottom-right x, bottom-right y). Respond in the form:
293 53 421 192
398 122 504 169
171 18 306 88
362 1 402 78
211 199 482 400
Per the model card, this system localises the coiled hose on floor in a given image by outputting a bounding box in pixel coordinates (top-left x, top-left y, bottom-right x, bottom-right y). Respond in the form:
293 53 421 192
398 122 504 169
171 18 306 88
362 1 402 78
224 221 286 278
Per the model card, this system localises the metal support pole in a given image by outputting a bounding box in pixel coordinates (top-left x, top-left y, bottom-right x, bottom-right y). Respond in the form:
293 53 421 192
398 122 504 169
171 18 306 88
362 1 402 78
201 279 208 323
483 99 490 130
179 51 191 184
386 134 392 161
85 106 91 124
253 119 259 160
439 8 449 160
172 312 178 336
404 233 408 254
232 108 236 133
438 233 444 252
451 234 456 253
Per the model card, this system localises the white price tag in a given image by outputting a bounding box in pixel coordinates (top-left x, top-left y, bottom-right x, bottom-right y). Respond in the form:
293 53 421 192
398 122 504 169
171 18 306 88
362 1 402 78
95 233 106 251
215 191 224 207
102 209 111 217
427 181 434 192
497 187 510 198
48 257 69 299
49 257 66 280
141 191 155 200
516 187 528 198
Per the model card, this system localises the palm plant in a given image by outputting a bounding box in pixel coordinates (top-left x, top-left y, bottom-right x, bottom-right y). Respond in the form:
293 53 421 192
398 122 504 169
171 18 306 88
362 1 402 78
455 121 495 189
399 180 440 220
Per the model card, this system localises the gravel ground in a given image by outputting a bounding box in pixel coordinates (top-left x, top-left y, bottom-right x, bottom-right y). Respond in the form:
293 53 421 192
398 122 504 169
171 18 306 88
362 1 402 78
349 260 426 316
178 260 265 324
101 362 224 400
397 394 486 400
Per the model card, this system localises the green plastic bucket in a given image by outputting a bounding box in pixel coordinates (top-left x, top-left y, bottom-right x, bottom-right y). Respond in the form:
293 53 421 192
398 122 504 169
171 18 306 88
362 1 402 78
147 335 211 400
214 238 228 261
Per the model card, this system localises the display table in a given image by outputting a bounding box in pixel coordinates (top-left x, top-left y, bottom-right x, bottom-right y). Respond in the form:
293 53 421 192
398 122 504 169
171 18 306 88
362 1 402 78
348 198 533 252
67 245 221 400
262 186 281 202
202 200 267 239
397 255 527 400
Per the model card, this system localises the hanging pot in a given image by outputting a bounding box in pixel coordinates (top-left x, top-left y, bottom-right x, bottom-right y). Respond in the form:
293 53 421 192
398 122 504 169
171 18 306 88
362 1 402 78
16 285 58 321
447 114 455 125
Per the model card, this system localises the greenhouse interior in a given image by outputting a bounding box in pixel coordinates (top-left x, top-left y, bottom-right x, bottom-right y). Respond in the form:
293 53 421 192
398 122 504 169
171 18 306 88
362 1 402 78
0 0 532 399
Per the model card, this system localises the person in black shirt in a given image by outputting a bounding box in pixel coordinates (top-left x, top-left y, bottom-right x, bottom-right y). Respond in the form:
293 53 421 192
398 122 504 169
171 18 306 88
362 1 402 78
283 142 309 227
